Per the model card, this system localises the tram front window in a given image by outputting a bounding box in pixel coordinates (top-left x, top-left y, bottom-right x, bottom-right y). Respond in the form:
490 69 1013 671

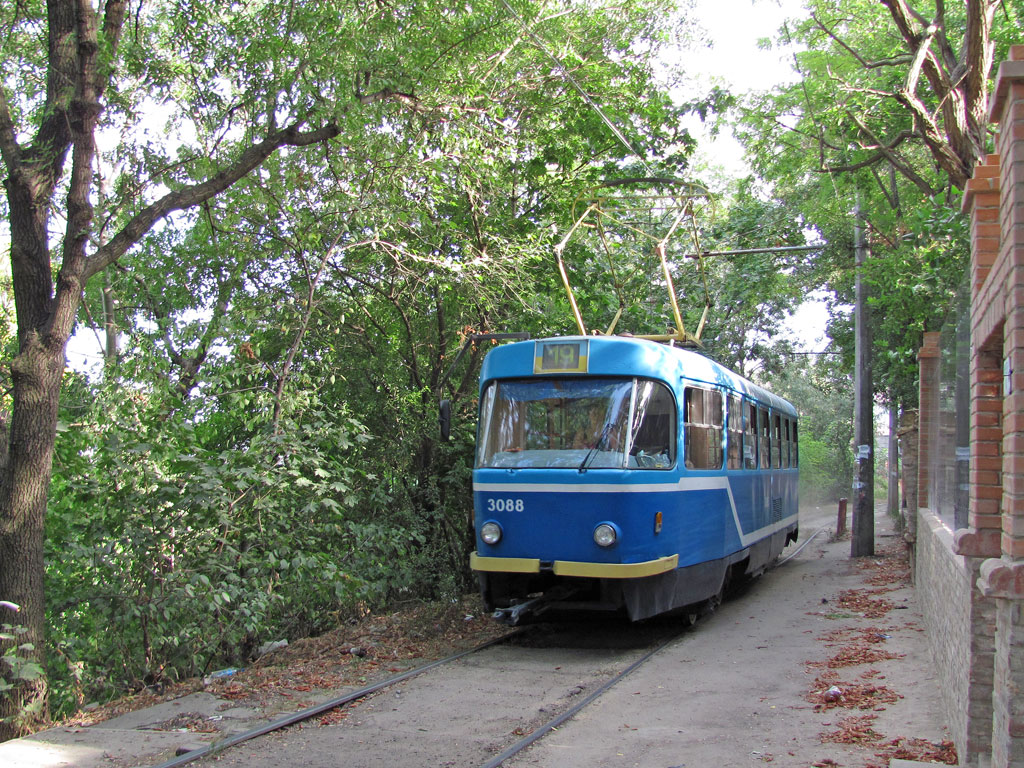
476 378 675 469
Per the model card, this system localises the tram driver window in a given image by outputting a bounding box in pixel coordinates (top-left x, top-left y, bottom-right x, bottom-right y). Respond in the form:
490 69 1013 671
684 387 723 469
628 380 676 469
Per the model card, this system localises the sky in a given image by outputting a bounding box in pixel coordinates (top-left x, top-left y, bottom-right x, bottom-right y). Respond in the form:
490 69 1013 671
677 0 832 353
676 0 803 176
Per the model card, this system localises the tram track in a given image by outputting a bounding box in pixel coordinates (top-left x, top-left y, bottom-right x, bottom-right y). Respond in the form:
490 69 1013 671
145 630 522 768
139 532 826 768
141 620 690 768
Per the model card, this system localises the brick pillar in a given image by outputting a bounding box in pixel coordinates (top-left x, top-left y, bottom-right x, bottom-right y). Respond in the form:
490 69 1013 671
917 331 941 522
975 44 1024 768
957 148 1003 559
949 70 1006 768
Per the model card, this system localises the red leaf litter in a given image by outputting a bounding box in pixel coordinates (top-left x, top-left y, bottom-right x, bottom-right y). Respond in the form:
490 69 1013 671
820 714 885 746
807 643 902 669
806 673 901 711
817 627 894 646
807 536 959 767
856 543 912 587
835 588 895 619
879 736 958 764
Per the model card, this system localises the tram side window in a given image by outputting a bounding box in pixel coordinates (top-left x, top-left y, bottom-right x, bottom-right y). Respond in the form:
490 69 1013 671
744 403 758 469
759 407 771 468
727 395 743 470
792 420 799 466
685 387 723 469
629 380 676 469
773 414 783 468
783 418 792 468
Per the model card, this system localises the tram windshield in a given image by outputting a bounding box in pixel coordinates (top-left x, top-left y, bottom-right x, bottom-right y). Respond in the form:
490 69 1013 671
476 377 676 469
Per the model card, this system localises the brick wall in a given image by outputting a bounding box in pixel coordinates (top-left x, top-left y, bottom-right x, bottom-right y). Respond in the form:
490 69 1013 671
916 44 1024 768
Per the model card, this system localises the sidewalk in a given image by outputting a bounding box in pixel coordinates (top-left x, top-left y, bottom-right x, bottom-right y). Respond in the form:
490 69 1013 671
505 506 955 768
1 507 954 768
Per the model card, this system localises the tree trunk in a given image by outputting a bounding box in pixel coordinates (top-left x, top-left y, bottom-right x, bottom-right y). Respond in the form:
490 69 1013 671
0 336 66 739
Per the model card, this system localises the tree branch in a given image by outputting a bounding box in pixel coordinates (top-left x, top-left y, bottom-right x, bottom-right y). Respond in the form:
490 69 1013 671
811 14 913 70
846 115 937 196
83 122 341 281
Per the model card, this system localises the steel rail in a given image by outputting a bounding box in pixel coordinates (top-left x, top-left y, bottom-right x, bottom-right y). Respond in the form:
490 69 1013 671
777 526 831 566
145 630 521 768
145 527 827 768
477 524 831 767
477 626 688 768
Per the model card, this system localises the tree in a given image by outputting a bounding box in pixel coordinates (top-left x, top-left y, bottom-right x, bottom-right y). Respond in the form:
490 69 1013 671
771 0 1007 194
734 0 1020 410
0 0 690 736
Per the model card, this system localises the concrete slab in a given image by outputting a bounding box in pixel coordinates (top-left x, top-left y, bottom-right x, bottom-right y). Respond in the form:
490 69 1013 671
0 692 265 768
5 726 205 768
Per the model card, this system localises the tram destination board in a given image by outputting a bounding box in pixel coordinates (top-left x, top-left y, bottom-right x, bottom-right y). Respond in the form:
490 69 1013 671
534 339 589 374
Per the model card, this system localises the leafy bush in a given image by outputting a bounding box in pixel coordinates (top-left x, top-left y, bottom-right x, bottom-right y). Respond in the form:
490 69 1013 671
0 606 46 731
45 372 425 714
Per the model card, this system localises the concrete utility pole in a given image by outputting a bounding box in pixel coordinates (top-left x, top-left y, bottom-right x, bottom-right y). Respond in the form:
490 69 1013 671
887 405 899 521
852 201 875 556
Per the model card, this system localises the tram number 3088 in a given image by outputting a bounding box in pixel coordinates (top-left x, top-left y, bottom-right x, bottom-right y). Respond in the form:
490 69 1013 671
486 498 525 513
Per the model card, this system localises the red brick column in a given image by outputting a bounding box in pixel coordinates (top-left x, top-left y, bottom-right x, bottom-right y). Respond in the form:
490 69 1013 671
917 331 941 524
974 44 1024 768
956 152 1002 560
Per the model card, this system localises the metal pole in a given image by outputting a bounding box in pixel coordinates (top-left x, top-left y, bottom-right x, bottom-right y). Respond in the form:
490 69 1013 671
887 404 899 523
852 200 875 557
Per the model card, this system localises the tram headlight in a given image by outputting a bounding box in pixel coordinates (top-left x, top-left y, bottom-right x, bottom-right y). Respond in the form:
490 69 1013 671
481 521 502 545
593 523 618 548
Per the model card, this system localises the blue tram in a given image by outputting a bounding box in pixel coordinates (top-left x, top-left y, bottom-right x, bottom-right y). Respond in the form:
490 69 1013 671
469 335 799 622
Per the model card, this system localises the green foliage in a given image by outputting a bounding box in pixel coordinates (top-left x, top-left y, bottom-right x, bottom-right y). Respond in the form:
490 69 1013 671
729 0 999 408
21 0 708 720
46 367 417 710
0 615 46 729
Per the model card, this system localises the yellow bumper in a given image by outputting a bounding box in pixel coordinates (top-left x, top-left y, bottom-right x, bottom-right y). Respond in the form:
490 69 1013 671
470 552 678 579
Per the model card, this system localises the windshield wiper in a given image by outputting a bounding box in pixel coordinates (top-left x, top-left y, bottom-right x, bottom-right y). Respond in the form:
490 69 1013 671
579 422 615 473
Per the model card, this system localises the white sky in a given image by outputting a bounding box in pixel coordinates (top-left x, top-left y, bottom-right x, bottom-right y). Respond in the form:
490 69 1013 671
676 0 831 352
675 0 803 179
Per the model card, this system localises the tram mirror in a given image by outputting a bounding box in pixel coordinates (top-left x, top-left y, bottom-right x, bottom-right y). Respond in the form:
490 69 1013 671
439 399 452 441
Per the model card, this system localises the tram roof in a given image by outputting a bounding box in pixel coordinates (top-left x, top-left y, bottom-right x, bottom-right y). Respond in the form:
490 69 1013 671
479 335 797 416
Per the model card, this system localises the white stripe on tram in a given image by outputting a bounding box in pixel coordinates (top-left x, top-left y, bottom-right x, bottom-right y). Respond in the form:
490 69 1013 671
472 476 797 548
